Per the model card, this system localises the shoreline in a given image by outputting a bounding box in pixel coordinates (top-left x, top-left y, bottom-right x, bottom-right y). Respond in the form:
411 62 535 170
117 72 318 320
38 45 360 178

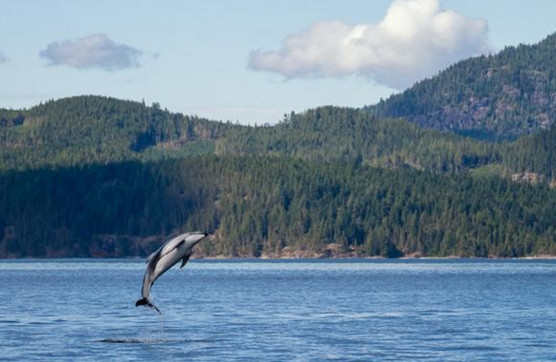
193 255 556 261
2 255 555 260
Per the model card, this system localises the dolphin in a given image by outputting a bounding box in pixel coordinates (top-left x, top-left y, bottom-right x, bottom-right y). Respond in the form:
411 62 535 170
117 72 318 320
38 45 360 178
136 231 208 313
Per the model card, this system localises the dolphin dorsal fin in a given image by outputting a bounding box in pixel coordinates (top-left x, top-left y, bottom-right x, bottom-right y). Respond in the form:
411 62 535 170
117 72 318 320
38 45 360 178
145 245 163 264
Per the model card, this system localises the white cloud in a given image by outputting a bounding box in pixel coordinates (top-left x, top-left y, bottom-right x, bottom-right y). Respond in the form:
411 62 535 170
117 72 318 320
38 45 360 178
39 34 142 71
248 0 490 89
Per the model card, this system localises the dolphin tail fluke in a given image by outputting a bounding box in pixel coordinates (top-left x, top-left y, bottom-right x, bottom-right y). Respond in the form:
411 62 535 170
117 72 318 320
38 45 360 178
135 297 149 307
135 298 161 314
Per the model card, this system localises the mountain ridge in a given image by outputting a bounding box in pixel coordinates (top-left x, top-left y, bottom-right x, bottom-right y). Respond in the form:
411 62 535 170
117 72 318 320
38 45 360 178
1 94 555 182
371 32 556 140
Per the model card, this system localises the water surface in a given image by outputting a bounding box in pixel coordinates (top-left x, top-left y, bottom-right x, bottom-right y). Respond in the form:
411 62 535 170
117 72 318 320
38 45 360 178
1 259 555 361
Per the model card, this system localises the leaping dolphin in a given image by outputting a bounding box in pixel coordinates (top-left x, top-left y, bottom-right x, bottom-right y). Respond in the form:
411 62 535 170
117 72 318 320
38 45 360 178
136 231 208 313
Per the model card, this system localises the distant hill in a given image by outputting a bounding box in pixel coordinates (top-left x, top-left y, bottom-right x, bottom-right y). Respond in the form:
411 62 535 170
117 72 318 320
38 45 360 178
216 106 500 174
371 32 556 140
1 95 554 182
3 35 556 173
218 106 556 181
0 95 232 169
0 96 501 175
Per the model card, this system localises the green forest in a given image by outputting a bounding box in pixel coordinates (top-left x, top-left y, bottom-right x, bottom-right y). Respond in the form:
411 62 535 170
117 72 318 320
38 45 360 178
1 32 556 258
0 96 231 170
371 32 556 140
2 97 554 180
1 157 555 258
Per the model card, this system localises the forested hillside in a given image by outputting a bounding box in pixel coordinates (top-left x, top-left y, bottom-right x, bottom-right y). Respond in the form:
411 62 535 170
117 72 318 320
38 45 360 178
0 96 232 169
503 124 556 180
371 33 556 140
217 107 500 174
218 107 556 181
3 96 553 181
1 157 554 258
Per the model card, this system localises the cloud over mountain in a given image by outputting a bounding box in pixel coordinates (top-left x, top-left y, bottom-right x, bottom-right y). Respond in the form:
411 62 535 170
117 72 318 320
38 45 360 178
39 34 142 71
248 0 490 89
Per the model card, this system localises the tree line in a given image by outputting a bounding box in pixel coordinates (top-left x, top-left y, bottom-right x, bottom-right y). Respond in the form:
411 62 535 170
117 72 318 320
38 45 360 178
1 156 554 258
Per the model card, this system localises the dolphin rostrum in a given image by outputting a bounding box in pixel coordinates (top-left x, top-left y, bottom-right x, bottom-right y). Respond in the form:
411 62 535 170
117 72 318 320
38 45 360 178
136 231 208 313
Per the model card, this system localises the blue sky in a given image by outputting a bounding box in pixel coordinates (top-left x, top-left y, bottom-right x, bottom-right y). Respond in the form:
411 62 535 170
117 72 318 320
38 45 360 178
1 0 555 124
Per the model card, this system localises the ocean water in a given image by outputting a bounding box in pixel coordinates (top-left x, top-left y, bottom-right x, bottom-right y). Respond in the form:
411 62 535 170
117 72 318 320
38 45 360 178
0 259 555 361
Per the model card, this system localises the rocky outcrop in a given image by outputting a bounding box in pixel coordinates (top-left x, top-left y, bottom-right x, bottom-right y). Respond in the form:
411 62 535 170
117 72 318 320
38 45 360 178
511 172 546 185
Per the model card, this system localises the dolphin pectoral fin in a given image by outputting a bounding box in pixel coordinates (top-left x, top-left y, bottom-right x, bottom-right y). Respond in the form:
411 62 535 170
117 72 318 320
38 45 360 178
180 254 191 269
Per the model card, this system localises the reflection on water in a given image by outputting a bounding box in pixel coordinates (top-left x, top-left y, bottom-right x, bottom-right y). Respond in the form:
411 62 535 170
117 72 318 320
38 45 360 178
1 259 555 361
